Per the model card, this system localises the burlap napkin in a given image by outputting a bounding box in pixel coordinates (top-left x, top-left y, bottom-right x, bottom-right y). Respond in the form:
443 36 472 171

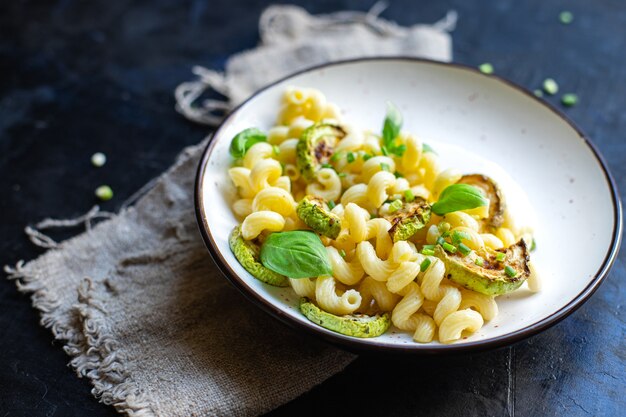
6 4 454 416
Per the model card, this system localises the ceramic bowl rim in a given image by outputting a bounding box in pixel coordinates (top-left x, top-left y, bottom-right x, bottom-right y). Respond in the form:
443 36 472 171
194 57 623 354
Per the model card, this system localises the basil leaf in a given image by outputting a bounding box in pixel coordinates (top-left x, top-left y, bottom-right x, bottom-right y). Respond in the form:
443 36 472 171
229 128 267 158
260 230 333 278
382 101 403 146
422 143 437 155
431 184 488 216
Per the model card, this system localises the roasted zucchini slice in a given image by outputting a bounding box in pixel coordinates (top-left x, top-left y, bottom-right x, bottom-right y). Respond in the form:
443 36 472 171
457 174 505 229
434 239 530 296
229 226 289 287
299 298 390 338
296 123 346 182
296 195 342 239
383 198 431 242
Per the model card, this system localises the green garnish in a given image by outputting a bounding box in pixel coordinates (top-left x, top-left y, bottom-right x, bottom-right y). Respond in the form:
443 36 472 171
320 163 333 169
339 249 346 258
442 242 457 253
422 244 435 251
504 265 517 277
420 258 432 272
260 231 332 278
543 78 559 95
436 236 446 246
458 243 472 256
272 145 281 155
338 172 347 178
362 153 372 161
474 257 484 266
421 248 435 256
404 189 415 202
496 252 506 262
451 230 470 245
330 151 345 162
91 152 106 167
478 63 494 74
430 184 489 216
347 152 356 163
380 163 391 172
559 11 573 24
561 93 578 107
388 199 403 214
394 171 403 178
381 102 407 157
327 200 336 209
229 127 267 158
437 222 451 233
530 238 537 252
422 143 437 154
95 185 113 201
534 89 543 97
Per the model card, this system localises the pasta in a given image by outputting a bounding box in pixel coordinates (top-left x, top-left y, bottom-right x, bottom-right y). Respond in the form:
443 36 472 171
226 86 538 344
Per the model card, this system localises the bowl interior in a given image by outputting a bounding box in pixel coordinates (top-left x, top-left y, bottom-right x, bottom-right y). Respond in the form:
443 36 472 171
197 59 620 350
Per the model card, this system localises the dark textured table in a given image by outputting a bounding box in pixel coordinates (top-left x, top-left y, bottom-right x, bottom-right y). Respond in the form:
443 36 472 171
1 1 624 416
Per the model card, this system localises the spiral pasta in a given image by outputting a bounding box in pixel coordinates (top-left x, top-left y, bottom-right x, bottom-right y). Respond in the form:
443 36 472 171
225 86 538 345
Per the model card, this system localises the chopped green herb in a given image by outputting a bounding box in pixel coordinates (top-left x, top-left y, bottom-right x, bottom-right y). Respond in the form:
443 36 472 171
436 236 446 246
404 189 415 202
339 249 346 258
338 172 347 178
388 199 403 213
380 163 391 172
478 63 494 74
420 258 432 272
561 93 578 107
272 145 281 155
362 153 372 161
327 200 336 209
422 245 436 251
347 152 356 163
441 231 451 238
496 252 506 262
442 242 457 253
504 265 517 277
394 171 404 178
320 163 333 169
534 89 543 97
438 222 451 233
330 151 345 162
381 146 389 156
91 152 106 167
458 243 472 256
393 144 407 156
543 78 559 95
421 248 435 256
530 238 537 252
451 230 470 245
95 185 113 201
474 257 484 266
422 143 437 154
559 11 573 24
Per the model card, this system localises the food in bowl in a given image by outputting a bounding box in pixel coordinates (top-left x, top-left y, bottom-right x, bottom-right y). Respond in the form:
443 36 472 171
225 86 539 344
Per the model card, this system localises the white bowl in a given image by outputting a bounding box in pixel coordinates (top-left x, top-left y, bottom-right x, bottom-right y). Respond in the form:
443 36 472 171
195 58 622 353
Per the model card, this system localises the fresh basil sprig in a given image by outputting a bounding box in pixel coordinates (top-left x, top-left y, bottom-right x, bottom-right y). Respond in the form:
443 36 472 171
381 102 406 157
229 128 267 158
431 184 488 216
260 230 333 278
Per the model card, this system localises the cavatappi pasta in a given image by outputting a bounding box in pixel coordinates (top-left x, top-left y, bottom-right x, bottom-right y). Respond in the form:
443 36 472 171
226 86 538 344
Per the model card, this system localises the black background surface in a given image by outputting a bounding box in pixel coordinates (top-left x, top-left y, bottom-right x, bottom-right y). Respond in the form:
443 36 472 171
1 1 624 416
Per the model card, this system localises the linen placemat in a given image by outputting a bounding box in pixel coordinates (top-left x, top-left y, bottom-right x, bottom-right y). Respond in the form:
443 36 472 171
6 4 455 416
